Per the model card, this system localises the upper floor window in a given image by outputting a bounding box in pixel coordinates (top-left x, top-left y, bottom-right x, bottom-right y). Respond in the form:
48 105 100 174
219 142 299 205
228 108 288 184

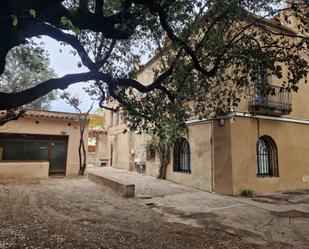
173 138 191 174
256 136 279 177
254 64 268 87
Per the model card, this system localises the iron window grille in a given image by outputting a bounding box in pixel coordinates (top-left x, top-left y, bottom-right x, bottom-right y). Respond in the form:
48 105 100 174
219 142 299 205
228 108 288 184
256 136 279 177
173 138 191 174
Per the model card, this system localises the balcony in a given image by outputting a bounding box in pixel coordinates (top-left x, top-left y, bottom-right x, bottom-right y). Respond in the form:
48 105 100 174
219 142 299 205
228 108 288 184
248 85 292 116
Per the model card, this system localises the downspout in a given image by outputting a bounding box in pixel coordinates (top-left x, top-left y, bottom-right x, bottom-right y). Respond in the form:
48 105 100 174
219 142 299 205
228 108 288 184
211 120 215 192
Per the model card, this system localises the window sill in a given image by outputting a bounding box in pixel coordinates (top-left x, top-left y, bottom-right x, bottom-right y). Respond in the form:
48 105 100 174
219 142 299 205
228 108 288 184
173 170 191 174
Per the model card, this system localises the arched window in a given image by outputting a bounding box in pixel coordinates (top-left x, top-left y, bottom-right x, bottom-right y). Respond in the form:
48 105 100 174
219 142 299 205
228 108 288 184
256 136 279 177
173 138 191 174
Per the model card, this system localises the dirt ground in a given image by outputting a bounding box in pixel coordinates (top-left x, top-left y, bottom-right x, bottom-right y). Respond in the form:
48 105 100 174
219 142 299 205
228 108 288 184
0 177 308 249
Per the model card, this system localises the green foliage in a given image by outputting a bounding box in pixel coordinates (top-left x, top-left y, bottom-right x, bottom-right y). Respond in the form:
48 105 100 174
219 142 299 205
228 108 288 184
60 16 80 34
240 189 256 198
126 92 188 179
143 121 187 179
144 139 157 151
11 15 18 26
1 0 309 124
0 43 57 110
29 9 36 18
115 0 309 138
60 16 74 29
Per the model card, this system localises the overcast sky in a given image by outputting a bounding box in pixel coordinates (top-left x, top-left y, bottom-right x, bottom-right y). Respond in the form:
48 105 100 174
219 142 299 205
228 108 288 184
44 35 152 114
43 37 98 113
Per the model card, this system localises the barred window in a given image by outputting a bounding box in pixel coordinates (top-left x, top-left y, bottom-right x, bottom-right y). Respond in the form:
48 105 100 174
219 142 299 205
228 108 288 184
173 138 191 174
256 136 279 177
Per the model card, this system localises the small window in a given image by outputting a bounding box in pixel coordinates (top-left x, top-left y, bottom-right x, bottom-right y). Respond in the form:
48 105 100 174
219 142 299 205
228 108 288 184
173 138 191 174
256 136 279 177
25 142 48 160
146 148 155 161
0 141 24 160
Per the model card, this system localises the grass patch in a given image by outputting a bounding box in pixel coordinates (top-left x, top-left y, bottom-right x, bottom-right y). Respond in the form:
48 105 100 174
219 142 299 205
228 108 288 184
240 189 256 198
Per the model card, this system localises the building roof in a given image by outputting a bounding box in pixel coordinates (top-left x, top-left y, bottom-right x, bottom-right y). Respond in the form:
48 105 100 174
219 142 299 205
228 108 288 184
88 128 107 138
0 109 88 121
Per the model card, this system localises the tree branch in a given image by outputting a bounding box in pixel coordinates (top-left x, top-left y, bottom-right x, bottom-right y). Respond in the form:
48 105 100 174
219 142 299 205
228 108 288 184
0 62 179 110
21 22 97 71
0 72 97 110
96 39 117 69
95 0 104 16
0 109 26 126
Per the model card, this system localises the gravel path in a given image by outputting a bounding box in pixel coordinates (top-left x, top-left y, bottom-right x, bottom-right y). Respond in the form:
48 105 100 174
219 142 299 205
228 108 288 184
0 177 308 249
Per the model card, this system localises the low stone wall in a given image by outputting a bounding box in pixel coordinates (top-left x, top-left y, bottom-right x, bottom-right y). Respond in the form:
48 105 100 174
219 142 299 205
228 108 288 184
88 172 135 198
0 161 49 179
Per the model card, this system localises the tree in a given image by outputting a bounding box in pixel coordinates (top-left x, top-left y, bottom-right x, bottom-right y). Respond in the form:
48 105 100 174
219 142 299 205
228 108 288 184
89 109 106 129
145 122 187 179
60 92 93 175
0 43 57 110
0 0 308 129
123 86 190 178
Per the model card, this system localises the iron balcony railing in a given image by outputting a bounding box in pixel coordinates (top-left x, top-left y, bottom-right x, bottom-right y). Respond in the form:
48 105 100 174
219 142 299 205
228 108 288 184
248 85 292 115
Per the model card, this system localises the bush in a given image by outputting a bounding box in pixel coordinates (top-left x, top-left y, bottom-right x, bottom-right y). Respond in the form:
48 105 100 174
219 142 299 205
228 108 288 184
240 189 256 198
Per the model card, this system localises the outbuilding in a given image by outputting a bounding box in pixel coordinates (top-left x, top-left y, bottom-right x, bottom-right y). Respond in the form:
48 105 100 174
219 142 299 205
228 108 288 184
0 109 88 179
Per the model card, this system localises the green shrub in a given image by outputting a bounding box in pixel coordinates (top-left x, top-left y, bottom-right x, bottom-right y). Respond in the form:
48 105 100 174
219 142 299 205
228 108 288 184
240 189 256 198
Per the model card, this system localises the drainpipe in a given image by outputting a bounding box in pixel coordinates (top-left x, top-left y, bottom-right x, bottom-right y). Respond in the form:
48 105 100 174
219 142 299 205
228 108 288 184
211 120 215 192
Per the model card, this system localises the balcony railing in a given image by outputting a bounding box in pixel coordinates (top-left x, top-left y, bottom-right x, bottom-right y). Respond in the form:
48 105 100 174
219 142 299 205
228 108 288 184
248 85 292 116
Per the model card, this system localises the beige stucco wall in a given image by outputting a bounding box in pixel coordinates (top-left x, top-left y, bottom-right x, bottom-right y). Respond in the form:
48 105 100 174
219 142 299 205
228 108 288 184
155 122 213 191
107 127 148 171
107 111 214 191
96 133 108 160
87 153 96 164
213 119 234 195
0 161 49 179
136 59 162 85
228 116 309 195
0 115 87 176
88 132 109 165
106 106 149 171
107 124 130 170
236 68 309 120
146 125 214 191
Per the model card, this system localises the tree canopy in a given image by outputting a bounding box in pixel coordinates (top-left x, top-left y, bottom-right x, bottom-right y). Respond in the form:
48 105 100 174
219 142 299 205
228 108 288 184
0 0 308 129
0 43 57 110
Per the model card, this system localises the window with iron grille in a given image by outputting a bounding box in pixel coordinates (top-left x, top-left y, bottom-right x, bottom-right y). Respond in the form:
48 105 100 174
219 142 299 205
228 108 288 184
256 136 279 177
173 138 191 174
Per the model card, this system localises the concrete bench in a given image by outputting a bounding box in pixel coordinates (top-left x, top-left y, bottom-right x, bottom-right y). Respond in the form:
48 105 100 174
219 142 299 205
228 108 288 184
88 172 135 198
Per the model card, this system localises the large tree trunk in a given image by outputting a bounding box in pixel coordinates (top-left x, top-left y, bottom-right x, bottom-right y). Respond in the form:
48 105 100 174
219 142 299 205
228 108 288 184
78 117 87 175
158 145 170 179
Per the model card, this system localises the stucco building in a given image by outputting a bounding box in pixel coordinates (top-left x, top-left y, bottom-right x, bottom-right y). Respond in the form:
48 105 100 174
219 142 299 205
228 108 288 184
88 128 108 166
105 10 309 195
0 109 88 179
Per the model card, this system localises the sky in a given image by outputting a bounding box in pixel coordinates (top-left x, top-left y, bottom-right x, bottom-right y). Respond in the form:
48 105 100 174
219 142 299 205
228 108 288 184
43 36 99 113
44 35 152 114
